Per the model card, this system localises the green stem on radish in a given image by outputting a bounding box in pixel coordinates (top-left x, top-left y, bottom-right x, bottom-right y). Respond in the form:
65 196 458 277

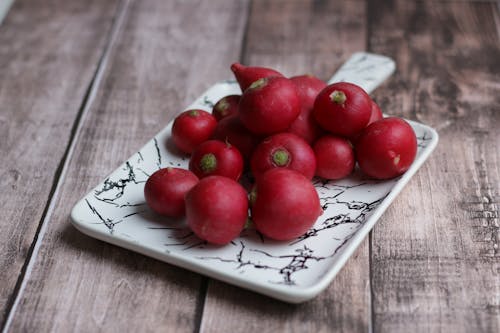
200 153 217 173
272 149 290 166
329 90 346 105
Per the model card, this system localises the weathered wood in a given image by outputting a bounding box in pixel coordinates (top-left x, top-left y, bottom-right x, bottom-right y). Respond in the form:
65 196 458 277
5 0 249 332
368 0 500 332
199 1 371 332
2 0 498 331
0 0 120 326
240 0 367 80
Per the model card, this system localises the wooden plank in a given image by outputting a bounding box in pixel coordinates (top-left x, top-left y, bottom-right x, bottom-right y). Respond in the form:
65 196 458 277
4 0 249 331
0 0 120 326
199 1 372 332
367 0 500 332
240 0 367 80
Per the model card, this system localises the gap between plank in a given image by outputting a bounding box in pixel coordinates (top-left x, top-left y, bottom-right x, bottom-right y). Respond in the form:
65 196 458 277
368 232 375 333
192 278 209 333
236 0 253 65
1 0 131 331
365 1 374 332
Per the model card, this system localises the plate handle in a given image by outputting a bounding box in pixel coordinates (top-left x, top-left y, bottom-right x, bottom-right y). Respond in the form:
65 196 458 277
327 52 396 94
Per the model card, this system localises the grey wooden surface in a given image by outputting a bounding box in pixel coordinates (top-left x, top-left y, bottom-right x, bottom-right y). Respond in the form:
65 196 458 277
0 0 120 325
0 0 498 332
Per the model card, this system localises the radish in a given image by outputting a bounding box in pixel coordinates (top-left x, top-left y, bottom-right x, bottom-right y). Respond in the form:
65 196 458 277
290 74 327 110
212 95 240 121
313 82 372 137
250 132 316 180
367 99 383 126
349 99 384 145
212 115 262 161
287 106 325 144
189 140 244 181
251 169 323 241
287 74 326 143
172 109 217 154
313 135 355 180
230 62 284 92
185 176 248 245
239 76 301 135
144 168 199 217
355 117 417 179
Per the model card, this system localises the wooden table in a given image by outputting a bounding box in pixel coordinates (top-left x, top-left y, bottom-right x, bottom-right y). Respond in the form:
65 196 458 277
0 0 498 331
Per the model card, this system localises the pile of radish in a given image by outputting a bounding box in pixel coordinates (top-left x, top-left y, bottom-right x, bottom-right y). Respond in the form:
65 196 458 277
144 63 417 245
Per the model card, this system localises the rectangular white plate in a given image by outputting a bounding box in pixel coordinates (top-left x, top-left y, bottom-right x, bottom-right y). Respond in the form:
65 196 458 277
71 53 438 303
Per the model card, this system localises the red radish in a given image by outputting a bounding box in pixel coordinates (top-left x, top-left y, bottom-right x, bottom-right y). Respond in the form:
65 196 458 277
349 99 385 145
171 109 217 154
189 140 244 181
368 99 383 125
290 74 327 109
313 82 372 137
239 76 301 135
251 169 323 241
212 95 240 121
355 117 417 179
185 176 248 245
287 106 325 144
212 115 262 160
250 132 316 180
287 74 327 143
313 135 355 180
230 62 284 92
144 168 199 217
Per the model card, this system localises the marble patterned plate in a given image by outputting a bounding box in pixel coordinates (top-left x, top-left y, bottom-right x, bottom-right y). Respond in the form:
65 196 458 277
71 53 438 303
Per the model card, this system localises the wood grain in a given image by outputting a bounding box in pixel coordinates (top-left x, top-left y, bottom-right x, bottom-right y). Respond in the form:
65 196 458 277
367 0 500 332
0 0 120 326
199 1 372 332
4 0 249 332
240 0 367 80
